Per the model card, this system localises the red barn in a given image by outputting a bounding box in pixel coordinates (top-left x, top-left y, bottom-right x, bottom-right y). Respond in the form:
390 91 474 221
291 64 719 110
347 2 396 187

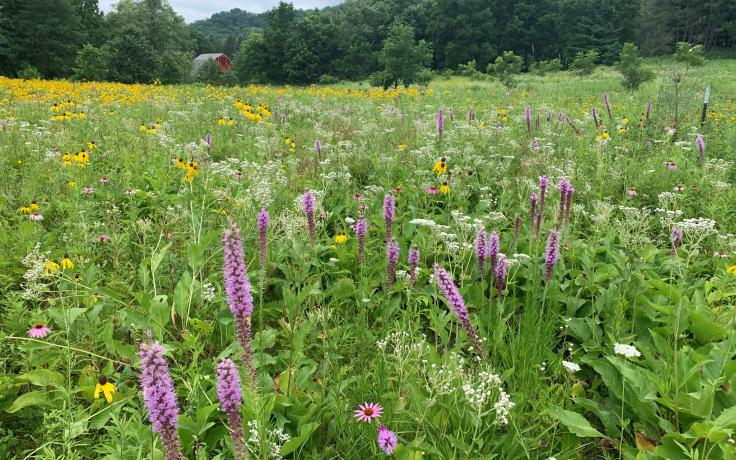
192 53 232 75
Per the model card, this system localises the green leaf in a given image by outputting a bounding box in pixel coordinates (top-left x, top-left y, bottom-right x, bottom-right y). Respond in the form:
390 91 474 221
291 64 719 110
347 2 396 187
47 307 88 328
151 242 172 276
173 271 193 323
16 369 64 387
548 408 603 438
714 405 736 428
6 390 59 413
280 421 319 456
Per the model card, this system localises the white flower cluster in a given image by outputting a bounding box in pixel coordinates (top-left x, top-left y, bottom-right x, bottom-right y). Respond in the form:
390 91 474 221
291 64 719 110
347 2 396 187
493 388 515 426
654 208 684 228
21 243 50 300
614 343 641 358
247 420 291 460
562 360 581 373
376 331 425 363
201 283 216 302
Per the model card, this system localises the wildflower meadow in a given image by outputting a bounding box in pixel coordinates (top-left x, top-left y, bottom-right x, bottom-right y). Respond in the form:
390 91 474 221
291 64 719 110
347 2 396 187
1 58 736 459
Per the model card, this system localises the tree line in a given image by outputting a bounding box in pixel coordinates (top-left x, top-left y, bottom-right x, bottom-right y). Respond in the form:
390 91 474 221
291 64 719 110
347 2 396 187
0 0 733 85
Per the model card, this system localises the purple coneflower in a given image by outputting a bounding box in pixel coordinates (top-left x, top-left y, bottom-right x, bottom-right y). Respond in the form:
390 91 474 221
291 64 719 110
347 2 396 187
356 216 367 267
386 238 399 289
383 193 395 242
475 228 488 274
695 135 705 164
216 358 246 459
377 425 398 455
138 338 183 460
495 254 508 293
544 229 560 282
223 218 255 372
604 94 612 122
302 190 316 240
433 264 483 355
99 177 109 184
354 402 383 422
437 110 444 137
408 245 420 285
28 323 51 338
29 214 43 221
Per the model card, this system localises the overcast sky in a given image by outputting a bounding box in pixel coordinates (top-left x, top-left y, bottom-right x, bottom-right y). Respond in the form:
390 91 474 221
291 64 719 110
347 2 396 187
98 0 343 22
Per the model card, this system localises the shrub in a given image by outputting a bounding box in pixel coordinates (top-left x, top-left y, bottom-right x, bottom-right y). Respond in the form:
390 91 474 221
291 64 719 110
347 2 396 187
487 51 523 88
16 65 42 80
617 43 654 90
72 44 110 82
530 58 561 76
674 42 705 67
570 50 599 77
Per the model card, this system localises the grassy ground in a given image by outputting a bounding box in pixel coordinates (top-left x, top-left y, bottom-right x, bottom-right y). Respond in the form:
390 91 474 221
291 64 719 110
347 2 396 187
0 59 735 459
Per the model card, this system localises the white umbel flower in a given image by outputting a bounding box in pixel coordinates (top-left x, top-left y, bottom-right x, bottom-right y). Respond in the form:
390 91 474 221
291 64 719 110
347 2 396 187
562 360 581 373
614 343 641 358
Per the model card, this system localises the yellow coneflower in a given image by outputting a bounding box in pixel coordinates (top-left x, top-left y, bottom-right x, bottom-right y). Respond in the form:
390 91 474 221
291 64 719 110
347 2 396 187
20 206 32 214
139 122 147 132
94 375 117 404
335 233 347 244
439 182 450 194
284 137 291 145
727 265 736 277
30 201 39 211
67 181 77 188
87 141 97 150
91 293 99 303
227 119 234 126
398 144 407 151
44 260 60 273
61 253 74 270
433 158 447 175
329 244 337 250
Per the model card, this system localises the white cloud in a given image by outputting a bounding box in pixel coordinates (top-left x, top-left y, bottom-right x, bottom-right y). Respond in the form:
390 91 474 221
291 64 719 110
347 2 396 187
98 0 342 22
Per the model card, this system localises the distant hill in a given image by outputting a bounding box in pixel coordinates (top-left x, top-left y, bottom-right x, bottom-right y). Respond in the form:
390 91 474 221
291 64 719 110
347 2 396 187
190 9 268 38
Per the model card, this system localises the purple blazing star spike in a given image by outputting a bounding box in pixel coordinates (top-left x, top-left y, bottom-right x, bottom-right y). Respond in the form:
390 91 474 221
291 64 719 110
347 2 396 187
535 213 542 238
356 216 367 267
223 218 255 372
487 232 500 279
544 229 560 282
695 135 705 164
591 106 599 129
495 254 508 293
383 193 395 242
138 340 183 460
315 139 322 157
433 264 483 355
530 193 538 231
646 97 652 120
437 110 444 137
468 107 475 123
671 226 683 256
257 208 269 274
377 425 398 456
547 111 552 122
558 178 571 226
215 358 246 460
513 214 521 242
475 227 488 274
204 132 212 152
302 190 316 240
525 105 532 134
539 176 549 214
536 112 541 128
565 185 574 225
408 245 420 285
386 238 399 289
604 94 612 122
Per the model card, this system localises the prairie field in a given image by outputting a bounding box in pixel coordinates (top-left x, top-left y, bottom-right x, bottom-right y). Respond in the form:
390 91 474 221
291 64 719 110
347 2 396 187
1 60 736 459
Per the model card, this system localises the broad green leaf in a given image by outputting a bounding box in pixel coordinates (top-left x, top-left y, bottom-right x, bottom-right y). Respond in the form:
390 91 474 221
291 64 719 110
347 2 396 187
6 390 59 413
280 421 319 456
548 408 603 438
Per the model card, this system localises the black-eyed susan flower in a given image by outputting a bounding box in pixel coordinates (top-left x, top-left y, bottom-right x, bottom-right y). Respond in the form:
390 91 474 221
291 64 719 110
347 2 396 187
335 233 347 244
94 375 117 403
61 253 74 270
44 260 60 273
727 265 736 277
439 182 450 194
433 158 447 175
139 122 147 132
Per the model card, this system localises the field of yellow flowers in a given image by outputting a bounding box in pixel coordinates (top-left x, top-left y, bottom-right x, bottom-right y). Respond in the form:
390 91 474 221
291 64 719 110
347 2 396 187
1 60 736 459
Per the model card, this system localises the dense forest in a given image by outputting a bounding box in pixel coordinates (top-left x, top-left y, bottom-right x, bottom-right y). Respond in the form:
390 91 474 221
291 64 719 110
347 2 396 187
0 0 734 84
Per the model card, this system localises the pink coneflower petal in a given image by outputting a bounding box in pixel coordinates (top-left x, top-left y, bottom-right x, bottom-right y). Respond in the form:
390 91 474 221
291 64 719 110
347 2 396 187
29 214 44 221
673 185 686 191
426 187 438 195
28 323 51 338
96 234 110 242
83 186 94 194
626 189 637 196
99 177 109 183
353 402 383 422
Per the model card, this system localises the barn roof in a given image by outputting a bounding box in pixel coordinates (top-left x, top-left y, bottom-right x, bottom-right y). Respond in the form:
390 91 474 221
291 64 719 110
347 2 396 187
192 53 231 75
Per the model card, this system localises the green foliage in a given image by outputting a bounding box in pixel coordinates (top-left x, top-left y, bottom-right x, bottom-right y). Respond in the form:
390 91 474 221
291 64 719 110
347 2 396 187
233 32 268 84
158 51 192 85
674 42 706 67
106 23 160 84
487 51 523 88
16 65 42 80
530 58 562 76
72 44 110 82
570 49 599 77
456 60 488 80
373 23 433 88
617 42 654 90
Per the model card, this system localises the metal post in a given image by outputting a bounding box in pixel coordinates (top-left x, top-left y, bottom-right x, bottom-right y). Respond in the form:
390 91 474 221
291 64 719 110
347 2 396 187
701 85 710 126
